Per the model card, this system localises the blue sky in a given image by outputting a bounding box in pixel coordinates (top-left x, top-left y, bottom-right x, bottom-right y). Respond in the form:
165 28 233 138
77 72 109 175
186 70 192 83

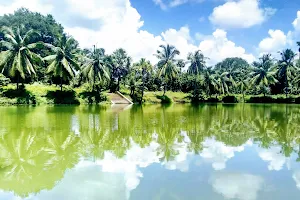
0 0 299 65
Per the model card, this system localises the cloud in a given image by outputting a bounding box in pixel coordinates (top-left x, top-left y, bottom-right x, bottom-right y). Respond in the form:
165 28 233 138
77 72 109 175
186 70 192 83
0 0 53 15
0 0 255 65
153 0 204 10
293 11 300 32
258 29 288 55
210 172 264 200
200 138 248 170
293 170 300 190
258 146 289 171
209 0 276 29
198 29 255 65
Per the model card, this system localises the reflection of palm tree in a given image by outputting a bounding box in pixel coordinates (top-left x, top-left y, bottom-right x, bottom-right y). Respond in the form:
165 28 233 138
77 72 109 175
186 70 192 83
0 131 49 197
80 127 108 161
44 132 80 172
156 127 183 162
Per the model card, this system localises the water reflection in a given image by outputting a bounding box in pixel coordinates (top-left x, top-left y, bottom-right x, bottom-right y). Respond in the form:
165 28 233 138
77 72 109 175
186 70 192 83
0 104 299 199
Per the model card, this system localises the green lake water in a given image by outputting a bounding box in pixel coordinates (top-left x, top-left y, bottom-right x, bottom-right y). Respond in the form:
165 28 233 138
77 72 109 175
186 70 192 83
0 104 300 200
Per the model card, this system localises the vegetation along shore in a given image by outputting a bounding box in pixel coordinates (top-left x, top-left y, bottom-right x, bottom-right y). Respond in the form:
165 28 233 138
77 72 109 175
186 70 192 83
1 9 300 105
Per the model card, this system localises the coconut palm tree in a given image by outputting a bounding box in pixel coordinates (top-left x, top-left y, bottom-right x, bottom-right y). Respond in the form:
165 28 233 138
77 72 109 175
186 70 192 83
277 49 297 97
81 46 110 91
155 44 180 95
297 41 300 60
44 34 80 91
0 26 43 89
135 58 153 99
202 70 218 97
214 71 231 96
187 50 207 75
249 54 278 97
176 59 186 73
109 48 131 92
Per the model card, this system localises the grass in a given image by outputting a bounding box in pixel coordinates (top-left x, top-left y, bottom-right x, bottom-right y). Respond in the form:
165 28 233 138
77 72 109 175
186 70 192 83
0 83 110 105
1 83 300 105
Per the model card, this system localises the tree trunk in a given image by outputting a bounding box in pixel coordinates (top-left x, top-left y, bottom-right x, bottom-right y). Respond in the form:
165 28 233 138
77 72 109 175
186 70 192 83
285 76 288 98
242 92 245 103
142 76 145 99
60 76 63 92
117 77 120 91
163 84 166 96
17 74 19 90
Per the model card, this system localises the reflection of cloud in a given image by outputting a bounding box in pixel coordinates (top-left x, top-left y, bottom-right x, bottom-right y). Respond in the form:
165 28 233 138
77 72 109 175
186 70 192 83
258 147 288 171
210 172 264 200
200 139 249 170
293 170 300 190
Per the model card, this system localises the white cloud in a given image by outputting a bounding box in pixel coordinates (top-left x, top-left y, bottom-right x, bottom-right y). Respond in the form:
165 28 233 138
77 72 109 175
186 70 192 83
209 0 276 29
200 138 248 170
198 29 255 65
0 0 53 15
0 0 255 65
258 29 287 55
258 146 289 171
153 0 204 10
293 170 300 190
292 11 300 32
210 172 264 200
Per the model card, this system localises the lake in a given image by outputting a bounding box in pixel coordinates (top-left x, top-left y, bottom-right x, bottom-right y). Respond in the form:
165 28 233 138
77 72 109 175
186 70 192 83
0 104 300 200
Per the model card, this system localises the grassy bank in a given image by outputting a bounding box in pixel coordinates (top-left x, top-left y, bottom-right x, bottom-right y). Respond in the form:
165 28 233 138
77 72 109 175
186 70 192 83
1 84 300 105
0 83 109 105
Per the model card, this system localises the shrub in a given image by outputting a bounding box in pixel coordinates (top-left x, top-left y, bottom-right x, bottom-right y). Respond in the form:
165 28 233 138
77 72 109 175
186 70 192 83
222 96 238 103
46 90 80 104
206 97 220 103
79 91 107 104
0 74 10 87
247 96 274 103
1 86 36 104
157 95 172 104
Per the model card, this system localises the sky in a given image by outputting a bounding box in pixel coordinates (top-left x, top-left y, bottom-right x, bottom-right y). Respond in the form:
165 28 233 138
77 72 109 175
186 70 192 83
0 0 300 66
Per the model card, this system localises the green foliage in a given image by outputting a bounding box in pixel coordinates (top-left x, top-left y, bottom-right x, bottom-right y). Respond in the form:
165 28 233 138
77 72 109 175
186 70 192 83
0 85 36 104
157 95 172 104
46 90 80 104
0 73 10 86
79 91 107 104
222 96 238 103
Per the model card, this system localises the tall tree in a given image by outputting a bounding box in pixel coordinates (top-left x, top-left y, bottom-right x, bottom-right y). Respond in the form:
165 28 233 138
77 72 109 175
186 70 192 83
44 34 80 91
134 58 153 99
187 50 207 75
155 44 180 95
109 48 131 92
297 41 300 60
249 54 278 96
0 26 43 89
81 46 110 91
277 49 297 97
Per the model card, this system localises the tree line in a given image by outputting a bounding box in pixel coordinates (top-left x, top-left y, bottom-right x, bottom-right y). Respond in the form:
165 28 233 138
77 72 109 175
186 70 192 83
1 9 300 103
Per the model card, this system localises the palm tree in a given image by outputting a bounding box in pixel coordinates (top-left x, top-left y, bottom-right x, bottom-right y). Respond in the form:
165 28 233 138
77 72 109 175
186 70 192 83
187 50 207 75
135 58 153 99
237 79 249 102
202 70 218 97
81 46 110 91
177 59 185 73
277 49 297 97
109 48 131 92
44 34 80 91
0 26 43 89
155 44 180 95
249 54 278 97
297 42 300 60
214 71 231 97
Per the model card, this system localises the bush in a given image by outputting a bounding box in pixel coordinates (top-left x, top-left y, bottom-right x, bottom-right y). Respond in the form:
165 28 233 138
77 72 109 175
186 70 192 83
157 95 172 104
0 74 10 87
222 96 238 103
295 97 300 104
46 90 80 104
247 96 274 103
79 91 107 104
1 86 36 104
206 97 220 103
